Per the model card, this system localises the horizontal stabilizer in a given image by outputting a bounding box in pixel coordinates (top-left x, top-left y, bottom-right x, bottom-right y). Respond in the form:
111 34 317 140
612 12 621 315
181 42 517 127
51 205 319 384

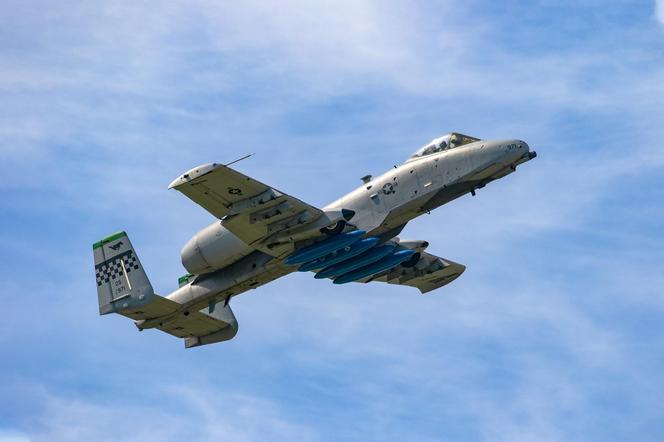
151 302 239 349
93 232 239 348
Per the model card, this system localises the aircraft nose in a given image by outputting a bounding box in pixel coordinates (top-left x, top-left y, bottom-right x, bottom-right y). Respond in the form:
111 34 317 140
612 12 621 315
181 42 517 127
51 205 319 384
497 140 534 165
518 140 537 160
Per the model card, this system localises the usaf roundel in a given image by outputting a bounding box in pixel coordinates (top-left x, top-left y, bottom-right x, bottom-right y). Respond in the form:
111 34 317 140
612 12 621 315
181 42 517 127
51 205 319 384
382 182 397 195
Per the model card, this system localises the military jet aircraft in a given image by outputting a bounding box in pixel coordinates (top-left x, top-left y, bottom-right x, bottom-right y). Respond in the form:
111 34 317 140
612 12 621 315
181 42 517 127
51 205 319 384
93 133 536 348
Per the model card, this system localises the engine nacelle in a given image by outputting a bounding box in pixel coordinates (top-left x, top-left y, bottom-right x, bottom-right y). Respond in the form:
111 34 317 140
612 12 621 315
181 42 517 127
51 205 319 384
181 222 255 275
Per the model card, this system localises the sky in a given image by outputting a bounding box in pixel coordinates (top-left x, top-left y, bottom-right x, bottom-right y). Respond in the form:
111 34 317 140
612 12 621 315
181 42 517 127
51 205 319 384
1 0 664 441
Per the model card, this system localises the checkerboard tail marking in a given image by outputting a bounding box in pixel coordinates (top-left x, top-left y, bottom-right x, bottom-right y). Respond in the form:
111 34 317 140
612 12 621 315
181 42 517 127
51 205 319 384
92 232 154 315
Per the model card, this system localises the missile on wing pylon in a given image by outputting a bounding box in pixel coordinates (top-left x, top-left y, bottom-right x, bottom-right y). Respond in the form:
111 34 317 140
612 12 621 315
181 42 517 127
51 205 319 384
314 243 397 279
298 237 380 272
285 230 366 265
333 249 417 285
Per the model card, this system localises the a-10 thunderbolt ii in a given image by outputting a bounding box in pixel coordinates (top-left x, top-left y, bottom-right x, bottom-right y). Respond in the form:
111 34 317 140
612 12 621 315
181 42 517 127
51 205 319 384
93 132 536 348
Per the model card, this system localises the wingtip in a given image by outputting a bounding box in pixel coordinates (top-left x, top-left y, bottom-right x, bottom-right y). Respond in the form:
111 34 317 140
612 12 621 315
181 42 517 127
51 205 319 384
168 163 220 189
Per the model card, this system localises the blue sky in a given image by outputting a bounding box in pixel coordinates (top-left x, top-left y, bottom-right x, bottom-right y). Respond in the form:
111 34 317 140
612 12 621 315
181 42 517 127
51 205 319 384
2 0 664 440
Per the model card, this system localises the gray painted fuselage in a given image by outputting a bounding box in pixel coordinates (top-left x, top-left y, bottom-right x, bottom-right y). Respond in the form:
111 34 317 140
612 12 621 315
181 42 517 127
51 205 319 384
161 137 534 318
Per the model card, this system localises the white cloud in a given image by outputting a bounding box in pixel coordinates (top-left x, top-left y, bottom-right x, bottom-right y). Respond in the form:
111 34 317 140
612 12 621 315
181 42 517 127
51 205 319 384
0 430 31 442
657 0 664 26
2 2 664 441
20 385 316 442
2 0 661 221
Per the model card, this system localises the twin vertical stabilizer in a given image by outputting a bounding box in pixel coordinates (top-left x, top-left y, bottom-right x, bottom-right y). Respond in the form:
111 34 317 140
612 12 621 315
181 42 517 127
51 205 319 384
93 231 155 315
93 231 238 348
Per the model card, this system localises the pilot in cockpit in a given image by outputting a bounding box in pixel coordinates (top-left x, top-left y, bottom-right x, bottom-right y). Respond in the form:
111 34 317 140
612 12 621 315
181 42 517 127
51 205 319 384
408 134 450 161
407 132 482 162
433 134 450 152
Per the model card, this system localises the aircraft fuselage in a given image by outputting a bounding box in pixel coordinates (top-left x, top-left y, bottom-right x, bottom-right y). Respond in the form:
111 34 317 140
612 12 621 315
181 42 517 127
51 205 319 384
165 137 535 313
326 138 533 237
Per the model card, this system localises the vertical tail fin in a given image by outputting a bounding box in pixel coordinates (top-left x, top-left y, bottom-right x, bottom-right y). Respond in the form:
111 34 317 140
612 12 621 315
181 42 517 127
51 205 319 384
93 231 155 315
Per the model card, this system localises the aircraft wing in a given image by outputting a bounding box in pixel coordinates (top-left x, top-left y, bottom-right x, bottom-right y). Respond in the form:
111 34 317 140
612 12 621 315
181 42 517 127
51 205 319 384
363 248 466 294
169 163 344 256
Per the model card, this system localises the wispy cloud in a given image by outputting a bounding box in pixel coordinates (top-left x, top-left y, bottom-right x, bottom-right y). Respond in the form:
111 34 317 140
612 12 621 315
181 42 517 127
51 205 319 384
2 2 664 441
0 430 30 442
15 384 315 442
657 0 664 26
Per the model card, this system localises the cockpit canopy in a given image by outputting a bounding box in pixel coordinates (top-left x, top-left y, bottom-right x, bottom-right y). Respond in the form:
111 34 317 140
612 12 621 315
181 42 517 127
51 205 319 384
407 132 481 162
